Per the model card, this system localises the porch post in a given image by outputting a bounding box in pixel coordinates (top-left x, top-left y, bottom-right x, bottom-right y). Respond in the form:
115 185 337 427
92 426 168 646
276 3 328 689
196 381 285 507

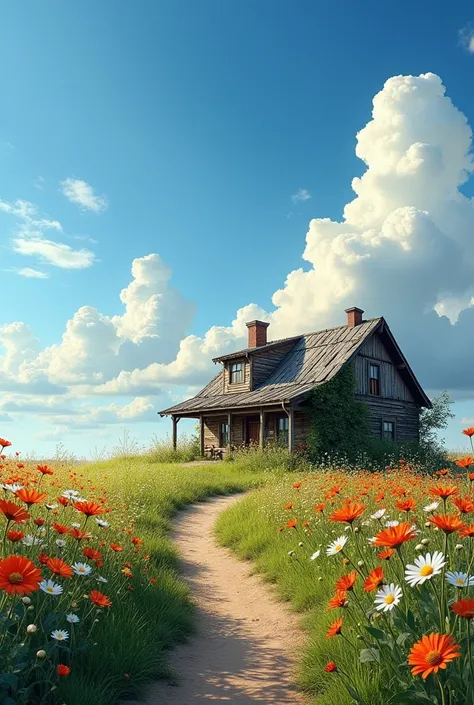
227 411 232 455
172 415 179 451
199 414 205 456
259 408 265 449
288 407 295 454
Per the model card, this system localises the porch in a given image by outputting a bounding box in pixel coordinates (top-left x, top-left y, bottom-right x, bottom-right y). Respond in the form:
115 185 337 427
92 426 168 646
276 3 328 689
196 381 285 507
169 406 307 456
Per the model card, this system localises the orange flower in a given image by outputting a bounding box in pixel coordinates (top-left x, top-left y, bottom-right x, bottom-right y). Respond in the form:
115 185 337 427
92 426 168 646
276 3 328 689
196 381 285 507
335 571 358 592
110 543 123 552
57 664 70 677
314 503 325 513
286 519 297 529
329 502 365 524
284 503 293 510
378 548 395 560
53 523 70 535
0 555 42 595
131 537 142 546
90 589 112 608
462 428 474 438
451 598 474 619
395 498 416 512
429 513 467 534
469 473 474 482
0 438 12 449
69 528 91 541
0 500 30 524
456 457 474 469
47 557 73 579
7 529 24 542
57 496 70 507
73 500 103 516
453 496 474 514
36 464 53 475
328 590 348 610
83 547 102 561
292 482 302 489
459 525 474 538
372 522 418 548
324 661 337 673
38 552 50 565
326 617 343 637
429 485 459 499
364 567 384 592
15 488 47 506
408 633 461 679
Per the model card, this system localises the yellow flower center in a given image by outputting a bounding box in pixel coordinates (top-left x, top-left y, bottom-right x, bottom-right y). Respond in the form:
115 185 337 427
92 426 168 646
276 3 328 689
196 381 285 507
8 572 23 584
47 586 54 593
420 565 434 577
457 578 465 585
335 544 342 551
384 594 395 604
425 650 443 667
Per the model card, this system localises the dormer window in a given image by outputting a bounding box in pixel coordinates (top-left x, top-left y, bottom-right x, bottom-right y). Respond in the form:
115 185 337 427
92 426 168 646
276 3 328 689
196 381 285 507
229 361 244 384
369 363 380 396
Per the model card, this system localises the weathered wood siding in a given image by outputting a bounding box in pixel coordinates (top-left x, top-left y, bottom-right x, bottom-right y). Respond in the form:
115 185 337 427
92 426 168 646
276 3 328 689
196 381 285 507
357 396 420 441
223 358 251 394
354 334 415 402
251 341 298 388
203 416 225 447
294 410 312 448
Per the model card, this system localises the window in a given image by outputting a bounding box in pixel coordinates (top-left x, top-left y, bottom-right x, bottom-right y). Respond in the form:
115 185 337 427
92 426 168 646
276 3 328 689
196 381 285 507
382 421 395 440
277 416 289 446
229 361 244 384
220 422 229 447
369 363 380 396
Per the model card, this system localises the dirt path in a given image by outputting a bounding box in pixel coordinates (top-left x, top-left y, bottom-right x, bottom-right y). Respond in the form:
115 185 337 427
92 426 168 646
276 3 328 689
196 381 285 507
134 494 308 704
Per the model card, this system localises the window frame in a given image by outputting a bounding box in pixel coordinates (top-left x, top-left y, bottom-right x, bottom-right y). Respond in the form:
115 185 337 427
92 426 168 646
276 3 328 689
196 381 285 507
229 361 244 385
382 419 396 441
219 421 230 447
368 361 381 396
276 415 289 446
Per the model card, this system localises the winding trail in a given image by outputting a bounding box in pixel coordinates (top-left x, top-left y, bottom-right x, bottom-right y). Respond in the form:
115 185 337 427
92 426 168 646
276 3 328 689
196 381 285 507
135 494 308 704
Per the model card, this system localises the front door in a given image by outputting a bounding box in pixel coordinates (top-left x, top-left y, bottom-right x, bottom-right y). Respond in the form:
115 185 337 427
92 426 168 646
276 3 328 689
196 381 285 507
247 420 260 445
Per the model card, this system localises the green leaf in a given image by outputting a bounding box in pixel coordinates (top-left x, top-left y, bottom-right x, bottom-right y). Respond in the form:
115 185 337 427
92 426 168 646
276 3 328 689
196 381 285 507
359 647 380 663
365 626 386 640
396 632 412 647
344 684 362 703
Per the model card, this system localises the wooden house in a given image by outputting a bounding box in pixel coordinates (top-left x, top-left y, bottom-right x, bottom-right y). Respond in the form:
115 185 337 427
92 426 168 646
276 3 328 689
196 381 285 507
160 307 431 455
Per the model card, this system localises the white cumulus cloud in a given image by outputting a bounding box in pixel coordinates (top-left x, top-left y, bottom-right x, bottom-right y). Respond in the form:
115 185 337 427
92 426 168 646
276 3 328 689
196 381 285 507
60 178 108 213
16 268 49 279
291 188 311 203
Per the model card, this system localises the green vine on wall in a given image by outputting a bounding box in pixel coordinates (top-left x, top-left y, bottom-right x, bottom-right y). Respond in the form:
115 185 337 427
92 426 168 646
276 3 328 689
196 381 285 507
303 364 371 461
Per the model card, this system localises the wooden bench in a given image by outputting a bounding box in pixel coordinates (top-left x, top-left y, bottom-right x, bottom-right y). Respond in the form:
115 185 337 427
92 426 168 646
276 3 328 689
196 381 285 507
203 445 226 460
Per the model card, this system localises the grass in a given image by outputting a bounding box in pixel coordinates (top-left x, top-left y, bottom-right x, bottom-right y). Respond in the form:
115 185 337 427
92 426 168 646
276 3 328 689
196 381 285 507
39 457 270 704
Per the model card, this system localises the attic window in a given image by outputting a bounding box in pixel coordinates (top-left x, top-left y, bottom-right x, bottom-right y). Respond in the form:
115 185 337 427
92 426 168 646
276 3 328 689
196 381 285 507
229 361 244 384
369 363 380 396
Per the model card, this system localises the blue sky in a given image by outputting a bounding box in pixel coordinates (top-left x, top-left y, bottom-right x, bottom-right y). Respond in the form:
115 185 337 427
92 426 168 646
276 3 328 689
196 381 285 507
1 1 474 456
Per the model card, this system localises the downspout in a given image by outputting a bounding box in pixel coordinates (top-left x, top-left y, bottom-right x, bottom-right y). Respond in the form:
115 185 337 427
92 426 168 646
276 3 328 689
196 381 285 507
281 400 293 453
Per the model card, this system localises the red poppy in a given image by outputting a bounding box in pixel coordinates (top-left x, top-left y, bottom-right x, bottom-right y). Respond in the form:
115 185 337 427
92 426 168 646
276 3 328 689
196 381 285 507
7 529 24 542
0 500 30 524
462 428 474 438
36 465 53 476
326 617 343 637
364 567 384 592
47 557 73 579
89 589 112 607
131 537 142 546
57 664 70 677
0 439 12 449
330 502 365 524
0 555 42 595
53 523 70 535
83 547 102 561
110 543 123 552
372 522 418 548
451 598 474 619
324 662 337 673
38 552 50 565
408 633 460 679
429 514 467 534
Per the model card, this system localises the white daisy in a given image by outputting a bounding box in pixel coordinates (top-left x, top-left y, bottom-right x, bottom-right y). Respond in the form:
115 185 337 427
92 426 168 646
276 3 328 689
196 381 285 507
73 562 92 576
71 522 81 529
62 489 80 499
446 571 474 588
22 535 43 547
66 613 80 624
374 583 402 612
371 509 386 520
45 503 58 511
40 580 63 596
2 483 23 493
51 629 69 641
423 501 440 513
326 535 348 556
96 518 109 528
56 539 66 548
310 550 320 561
385 520 400 528
404 551 446 586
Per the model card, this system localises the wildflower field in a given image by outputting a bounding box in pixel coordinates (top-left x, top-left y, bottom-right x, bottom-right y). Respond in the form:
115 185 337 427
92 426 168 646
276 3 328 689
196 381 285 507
0 438 266 705
216 432 474 705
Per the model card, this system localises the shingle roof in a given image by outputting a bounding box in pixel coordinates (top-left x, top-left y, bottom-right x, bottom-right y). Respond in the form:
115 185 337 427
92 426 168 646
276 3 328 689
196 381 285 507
160 318 386 415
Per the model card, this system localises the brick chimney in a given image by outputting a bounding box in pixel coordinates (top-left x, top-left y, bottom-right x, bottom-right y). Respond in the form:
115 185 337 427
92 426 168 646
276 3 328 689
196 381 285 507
345 307 364 328
246 320 270 348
